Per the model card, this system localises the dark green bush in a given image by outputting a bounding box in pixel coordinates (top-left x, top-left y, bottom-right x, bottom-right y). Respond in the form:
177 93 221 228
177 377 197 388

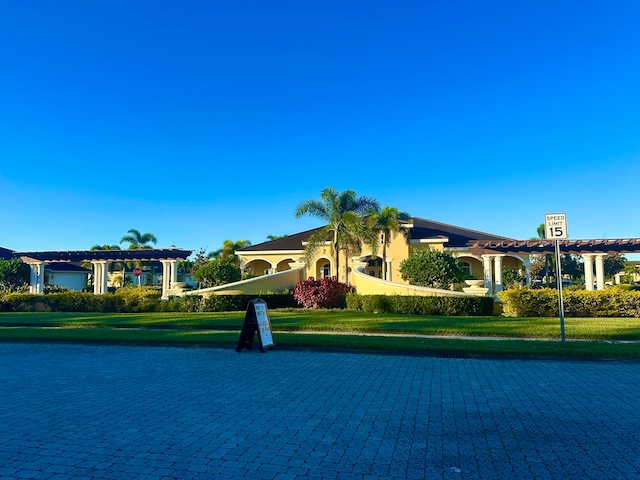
498 288 640 317
0 290 296 313
202 293 296 312
346 293 494 316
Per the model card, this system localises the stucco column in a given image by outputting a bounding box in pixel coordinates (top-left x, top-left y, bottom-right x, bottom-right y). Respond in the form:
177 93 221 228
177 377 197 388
482 255 494 294
494 255 504 293
29 263 38 294
170 260 178 287
583 254 595 291
36 262 45 294
523 259 531 287
271 262 278 274
28 262 45 294
385 259 393 282
595 254 606 290
100 261 109 294
161 261 170 299
92 262 101 294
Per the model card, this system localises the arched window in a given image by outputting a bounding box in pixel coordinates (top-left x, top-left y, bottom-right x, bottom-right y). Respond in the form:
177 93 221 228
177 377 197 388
461 262 471 276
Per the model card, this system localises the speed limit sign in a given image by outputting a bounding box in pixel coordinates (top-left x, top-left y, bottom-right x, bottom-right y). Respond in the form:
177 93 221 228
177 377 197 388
544 213 568 240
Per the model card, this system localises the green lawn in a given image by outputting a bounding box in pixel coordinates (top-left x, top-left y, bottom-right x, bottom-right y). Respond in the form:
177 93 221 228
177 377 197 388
1 310 639 360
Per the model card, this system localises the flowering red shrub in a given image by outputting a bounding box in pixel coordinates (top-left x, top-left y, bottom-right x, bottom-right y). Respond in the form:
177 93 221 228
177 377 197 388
292 276 352 309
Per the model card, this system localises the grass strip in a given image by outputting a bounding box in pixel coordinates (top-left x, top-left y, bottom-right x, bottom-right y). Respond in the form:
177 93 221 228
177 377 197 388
1 327 639 360
1 311 639 340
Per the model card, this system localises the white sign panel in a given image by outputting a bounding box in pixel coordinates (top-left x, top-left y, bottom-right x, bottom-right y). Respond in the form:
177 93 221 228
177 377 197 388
544 213 568 240
254 302 274 347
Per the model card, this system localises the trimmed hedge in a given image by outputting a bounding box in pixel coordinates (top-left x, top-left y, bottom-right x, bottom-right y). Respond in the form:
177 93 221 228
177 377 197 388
498 288 640 317
346 293 494 316
0 290 297 313
0 287 162 313
201 293 297 312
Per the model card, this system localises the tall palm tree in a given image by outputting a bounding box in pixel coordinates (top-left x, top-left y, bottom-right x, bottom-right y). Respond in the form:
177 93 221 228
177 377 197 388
294 187 379 280
119 229 158 285
367 206 411 281
210 239 251 269
266 234 288 241
119 229 158 250
534 223 551 287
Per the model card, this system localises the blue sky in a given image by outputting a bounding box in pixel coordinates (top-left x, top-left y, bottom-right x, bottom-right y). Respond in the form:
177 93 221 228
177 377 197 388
1 1 639 255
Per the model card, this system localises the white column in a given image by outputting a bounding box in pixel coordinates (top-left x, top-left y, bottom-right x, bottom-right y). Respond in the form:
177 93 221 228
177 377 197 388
385 259 393 282
100 262 109 294
29 264 38 294
494 255 504 293
595 254 606 290
161 261 170 299
524 259 531 287
92 262 101 294
36 263 45 294
583 254 595 291
482 255 494 294
271 262 278 275
170 260 178 287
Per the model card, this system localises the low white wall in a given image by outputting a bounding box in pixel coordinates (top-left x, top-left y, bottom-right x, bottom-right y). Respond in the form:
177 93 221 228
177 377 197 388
182 267 304 297
351 269 468 297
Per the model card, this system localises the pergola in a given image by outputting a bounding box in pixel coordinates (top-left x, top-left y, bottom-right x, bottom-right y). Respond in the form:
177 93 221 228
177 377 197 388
467 238 640 291
16 248 193 299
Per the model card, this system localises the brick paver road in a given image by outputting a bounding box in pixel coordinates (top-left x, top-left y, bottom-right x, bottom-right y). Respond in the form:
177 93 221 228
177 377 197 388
1 342 639 479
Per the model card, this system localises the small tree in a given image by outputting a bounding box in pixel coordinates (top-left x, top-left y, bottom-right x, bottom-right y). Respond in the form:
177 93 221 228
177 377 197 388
502 266 524 290
0 258 30 292
604 253 626 279
399 248 466 289
292 277 351 309
193 260 241 288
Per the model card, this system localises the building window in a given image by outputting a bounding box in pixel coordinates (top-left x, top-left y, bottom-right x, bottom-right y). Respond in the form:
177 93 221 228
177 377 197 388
321 263 330 278
461 262 471 276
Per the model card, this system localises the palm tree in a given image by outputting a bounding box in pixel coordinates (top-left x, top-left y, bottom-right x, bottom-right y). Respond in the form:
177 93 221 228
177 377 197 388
533 223 551 287
294 187 379 281
367 206 411 281
266 234 288 241
119 229 158 249
119 229 158 286
210 239 251 269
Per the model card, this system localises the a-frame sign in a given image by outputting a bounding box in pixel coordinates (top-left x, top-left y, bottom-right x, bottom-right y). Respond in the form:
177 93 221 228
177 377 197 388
236 298 275 353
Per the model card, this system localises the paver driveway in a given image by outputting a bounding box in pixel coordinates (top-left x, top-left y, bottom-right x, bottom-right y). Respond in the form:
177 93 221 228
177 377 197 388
1 342 639 479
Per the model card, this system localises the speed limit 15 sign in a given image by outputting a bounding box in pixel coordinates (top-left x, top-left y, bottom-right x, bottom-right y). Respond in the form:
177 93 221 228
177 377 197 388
544 213 568 240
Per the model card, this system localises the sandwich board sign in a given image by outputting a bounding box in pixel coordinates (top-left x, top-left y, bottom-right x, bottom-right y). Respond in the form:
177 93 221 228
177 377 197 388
236 298 275 353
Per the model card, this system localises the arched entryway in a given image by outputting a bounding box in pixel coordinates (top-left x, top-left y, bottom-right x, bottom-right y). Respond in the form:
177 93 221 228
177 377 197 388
314 258 332 279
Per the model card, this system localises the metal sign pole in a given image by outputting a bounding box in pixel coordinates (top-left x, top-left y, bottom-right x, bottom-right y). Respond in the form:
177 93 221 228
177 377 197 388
554 239 566 343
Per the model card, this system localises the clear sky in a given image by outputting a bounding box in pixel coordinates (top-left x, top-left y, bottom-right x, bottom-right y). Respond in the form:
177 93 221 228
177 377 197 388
1 1 639 255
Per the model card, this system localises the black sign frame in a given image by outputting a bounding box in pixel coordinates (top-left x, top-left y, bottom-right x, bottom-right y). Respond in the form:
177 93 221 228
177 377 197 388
235 298 275 353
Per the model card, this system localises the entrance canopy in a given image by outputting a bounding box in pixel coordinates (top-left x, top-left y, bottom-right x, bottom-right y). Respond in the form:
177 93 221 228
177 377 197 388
16 248 192 264
15 248 193 298
467 238 640 255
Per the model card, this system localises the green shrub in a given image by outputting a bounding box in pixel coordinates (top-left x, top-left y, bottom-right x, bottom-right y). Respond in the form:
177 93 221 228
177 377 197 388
498 288 640 317
113 286 161 312
0 290 296 313
346 293 493 316
202 293 296 312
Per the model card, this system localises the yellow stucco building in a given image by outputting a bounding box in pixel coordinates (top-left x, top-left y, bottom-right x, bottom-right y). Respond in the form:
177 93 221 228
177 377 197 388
196 218 530 298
